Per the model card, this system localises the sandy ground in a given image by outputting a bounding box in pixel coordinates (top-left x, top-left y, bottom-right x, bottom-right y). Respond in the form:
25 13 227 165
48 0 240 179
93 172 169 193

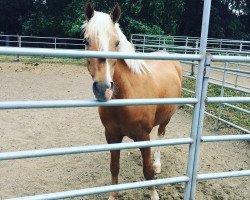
0 61 249 200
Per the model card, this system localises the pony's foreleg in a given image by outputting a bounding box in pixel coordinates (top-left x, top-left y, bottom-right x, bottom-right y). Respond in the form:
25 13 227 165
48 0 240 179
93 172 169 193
108 150 120 200
105 131 122 200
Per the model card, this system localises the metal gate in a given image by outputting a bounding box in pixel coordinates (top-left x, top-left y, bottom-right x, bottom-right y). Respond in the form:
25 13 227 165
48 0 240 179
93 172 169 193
0 0 249 199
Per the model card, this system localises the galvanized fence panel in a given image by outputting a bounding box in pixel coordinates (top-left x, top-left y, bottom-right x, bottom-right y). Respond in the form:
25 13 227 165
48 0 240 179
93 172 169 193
0 0 249 199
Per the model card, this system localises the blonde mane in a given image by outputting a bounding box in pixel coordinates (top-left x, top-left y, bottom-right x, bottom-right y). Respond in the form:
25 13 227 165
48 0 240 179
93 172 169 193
83 11 149 74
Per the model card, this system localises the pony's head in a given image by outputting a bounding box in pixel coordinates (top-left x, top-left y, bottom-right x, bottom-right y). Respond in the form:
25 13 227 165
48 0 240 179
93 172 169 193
83 1 121 101
83 1 147 101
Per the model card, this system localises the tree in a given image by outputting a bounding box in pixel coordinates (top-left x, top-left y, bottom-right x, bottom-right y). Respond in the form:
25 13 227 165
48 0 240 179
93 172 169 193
0 0 33 34
22 0 71 36
0 0 249 40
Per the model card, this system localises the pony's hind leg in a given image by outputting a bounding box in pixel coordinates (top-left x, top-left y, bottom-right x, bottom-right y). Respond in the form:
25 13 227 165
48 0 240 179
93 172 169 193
153 120 170 174
140 147 159 200
138 134 159 200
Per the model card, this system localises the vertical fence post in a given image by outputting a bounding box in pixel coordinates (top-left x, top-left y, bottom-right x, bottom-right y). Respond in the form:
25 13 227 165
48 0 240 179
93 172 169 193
239 42 243 52
142 36 145 53
190 44 195 76
16 34 21 61
184 0 212 199
235 63 240 88
219 39 222 51
158 36 161 51
185 37 189 54
215 62 228 130
6 35 10 47
195 40 199 55
55 38 57 49
163 37 166 52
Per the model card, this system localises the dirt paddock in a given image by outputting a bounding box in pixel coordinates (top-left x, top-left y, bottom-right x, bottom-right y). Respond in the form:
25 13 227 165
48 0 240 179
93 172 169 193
0 61 249 200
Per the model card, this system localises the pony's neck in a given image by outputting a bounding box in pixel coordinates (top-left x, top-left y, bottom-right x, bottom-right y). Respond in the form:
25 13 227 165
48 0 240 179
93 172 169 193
112 59 143 99
115 24 148 74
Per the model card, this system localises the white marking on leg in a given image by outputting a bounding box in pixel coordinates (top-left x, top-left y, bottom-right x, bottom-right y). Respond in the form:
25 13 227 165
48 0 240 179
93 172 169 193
108 194 117 200
150 187 159 200
153 135 164 174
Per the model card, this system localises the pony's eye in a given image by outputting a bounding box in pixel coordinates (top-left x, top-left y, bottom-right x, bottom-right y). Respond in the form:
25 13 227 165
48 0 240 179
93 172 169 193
115 41 120 47
85 38 90 46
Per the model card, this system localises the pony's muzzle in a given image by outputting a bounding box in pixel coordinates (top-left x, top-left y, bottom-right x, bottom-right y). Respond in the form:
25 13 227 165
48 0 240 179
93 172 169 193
93 81 114 101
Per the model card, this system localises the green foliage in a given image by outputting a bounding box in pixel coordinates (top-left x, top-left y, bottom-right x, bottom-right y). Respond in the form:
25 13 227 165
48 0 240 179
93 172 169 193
0 0 249 40
0 0 33 34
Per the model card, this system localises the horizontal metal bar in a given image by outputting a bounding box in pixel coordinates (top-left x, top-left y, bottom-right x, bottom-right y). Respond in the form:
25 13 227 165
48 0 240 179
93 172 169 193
0 40 18 43
0 98 198 110
209 77 249 91
212 55 250 62
204 111 250 134
209 68 250 79
135 44 198 50
182 88 196 94
183 73 249 93
211 65 250 74
0 47 202 60
197 170 250 180
184 104 250 134
223 103 250 115
206 97 250 103
20 41 84 46
201 134 250 142
183 74 197 80
229 62 250 67
0 138 193 160
207 49 250 55
20 35 84 41
7 176 189 200
208 81 250 93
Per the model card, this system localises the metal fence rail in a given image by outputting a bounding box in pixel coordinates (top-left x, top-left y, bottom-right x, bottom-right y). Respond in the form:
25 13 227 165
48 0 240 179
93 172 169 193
0 0 249 199
131 34 250 55
0 35 85 50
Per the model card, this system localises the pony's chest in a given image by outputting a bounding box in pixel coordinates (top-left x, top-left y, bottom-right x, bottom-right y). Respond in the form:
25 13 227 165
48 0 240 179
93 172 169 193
98 106 155 134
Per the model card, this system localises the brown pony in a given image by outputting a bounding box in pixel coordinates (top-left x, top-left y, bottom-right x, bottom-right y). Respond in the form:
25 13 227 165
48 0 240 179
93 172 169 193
83 2 182 199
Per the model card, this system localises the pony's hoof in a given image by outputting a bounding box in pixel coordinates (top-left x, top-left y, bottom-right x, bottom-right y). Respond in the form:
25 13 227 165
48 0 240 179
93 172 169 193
153 163 161 174
151 189 160 200
108 192 118 200
108 196 116 200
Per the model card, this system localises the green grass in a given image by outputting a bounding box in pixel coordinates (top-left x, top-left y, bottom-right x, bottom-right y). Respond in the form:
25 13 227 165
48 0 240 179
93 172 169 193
181 77 250 131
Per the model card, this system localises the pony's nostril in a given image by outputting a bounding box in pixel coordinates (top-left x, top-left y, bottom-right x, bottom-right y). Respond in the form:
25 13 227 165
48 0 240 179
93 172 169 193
93 81 98 91
110 82 114 90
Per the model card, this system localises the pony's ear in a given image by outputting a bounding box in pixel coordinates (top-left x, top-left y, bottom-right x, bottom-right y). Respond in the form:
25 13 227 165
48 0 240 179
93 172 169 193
85 0 94 21
110 3 121 23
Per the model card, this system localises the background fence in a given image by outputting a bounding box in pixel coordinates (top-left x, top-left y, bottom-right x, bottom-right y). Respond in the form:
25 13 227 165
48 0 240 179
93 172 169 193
131 34 250 55
0 0 250 199
0 35 85 50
